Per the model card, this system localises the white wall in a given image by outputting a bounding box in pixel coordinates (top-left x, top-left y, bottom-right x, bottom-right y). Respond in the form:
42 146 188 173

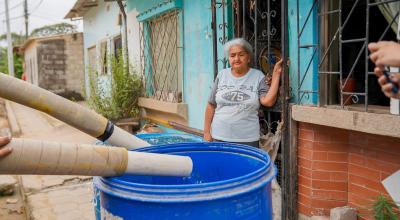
82 1 122 97
126 9 141 72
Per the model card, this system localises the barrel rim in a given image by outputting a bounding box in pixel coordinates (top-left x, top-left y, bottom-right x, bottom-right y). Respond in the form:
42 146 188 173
115 143 271 189
94 143 276 202
136 133 204 143
94 165 276 202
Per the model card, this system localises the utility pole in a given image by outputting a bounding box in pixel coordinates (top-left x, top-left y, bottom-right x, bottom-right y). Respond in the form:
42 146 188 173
4 0 15 77
24 0 29 39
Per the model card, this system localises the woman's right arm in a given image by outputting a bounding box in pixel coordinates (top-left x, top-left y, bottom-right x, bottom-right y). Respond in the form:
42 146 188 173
204 103 216 142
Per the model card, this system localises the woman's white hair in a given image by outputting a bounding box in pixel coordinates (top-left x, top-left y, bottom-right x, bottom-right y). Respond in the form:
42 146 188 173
223 38 253 60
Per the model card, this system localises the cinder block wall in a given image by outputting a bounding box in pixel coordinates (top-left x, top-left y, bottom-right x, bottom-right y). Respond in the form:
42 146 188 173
64 33 84 98
297 122 400 219
36 33 84 99
37 39 66 92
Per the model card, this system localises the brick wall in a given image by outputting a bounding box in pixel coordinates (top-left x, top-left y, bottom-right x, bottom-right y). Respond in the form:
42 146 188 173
298 122 400 219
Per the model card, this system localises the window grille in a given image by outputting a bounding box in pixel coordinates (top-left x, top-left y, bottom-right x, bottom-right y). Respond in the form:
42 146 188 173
139 10 182 103
296 0 400 111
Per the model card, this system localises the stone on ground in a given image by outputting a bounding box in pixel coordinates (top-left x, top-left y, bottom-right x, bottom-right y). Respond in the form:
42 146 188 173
0 176 17 196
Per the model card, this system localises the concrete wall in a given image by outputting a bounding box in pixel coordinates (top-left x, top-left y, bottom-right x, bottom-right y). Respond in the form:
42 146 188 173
24 41 39 85
37 38 67 92
23 33 84 99
64 33 85 98
126 9 141 69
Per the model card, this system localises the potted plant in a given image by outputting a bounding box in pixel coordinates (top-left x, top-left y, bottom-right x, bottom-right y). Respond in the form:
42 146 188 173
337 75 356 105
88 51 142 133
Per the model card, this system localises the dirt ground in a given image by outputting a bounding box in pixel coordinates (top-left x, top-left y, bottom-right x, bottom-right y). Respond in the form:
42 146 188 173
0 99 27 220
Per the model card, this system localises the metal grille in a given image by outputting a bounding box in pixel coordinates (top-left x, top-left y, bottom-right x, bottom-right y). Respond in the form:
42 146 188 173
296 0 400 110
212 0 282 81
139 10 182 103
212 1 293 219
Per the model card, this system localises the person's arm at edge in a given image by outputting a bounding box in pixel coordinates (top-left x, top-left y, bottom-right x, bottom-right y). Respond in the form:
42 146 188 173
0 136 12 158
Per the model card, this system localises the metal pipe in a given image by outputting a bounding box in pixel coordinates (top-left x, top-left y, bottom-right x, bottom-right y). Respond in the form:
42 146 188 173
339 0 343 107
365 0 370 111
254 0 258 68
242 0 246 38
116 0 130 73
212 0 218 78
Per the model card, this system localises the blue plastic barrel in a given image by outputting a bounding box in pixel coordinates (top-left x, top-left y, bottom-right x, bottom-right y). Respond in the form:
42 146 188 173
93 133 204 220
94 142 276 220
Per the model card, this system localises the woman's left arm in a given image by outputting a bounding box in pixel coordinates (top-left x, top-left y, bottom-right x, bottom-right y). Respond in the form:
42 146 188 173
260 59 283 107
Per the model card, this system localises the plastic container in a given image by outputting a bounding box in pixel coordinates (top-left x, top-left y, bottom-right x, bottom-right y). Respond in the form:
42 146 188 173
94 142 276 220
93 133 204 220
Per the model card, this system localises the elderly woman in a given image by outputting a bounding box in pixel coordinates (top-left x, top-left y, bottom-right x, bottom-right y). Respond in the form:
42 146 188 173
204 38 282 147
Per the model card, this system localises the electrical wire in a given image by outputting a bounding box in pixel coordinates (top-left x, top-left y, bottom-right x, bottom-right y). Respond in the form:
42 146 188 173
29 0 43 14
30 14 59 22
0 0 24 15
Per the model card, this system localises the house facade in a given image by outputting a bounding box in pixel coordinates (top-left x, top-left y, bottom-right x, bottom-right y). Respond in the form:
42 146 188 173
65 1 400 219
65 0 126 97
290 1 400 219
128 1 400 219
23 32 84 99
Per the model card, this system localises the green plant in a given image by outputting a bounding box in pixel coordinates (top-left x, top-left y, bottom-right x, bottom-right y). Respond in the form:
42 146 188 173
0 47 23 79
373 195 399 220
30 22 77 37
88 52 142 121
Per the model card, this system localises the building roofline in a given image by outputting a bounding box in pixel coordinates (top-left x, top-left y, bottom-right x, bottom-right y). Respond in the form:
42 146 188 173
22 32 83 50
64 0 98 19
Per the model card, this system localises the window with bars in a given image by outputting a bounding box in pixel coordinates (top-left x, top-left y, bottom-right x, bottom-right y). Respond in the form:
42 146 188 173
297 0 399 112
139 10 182 103
113 35 122 59
99 41 108 75
87 45 97 73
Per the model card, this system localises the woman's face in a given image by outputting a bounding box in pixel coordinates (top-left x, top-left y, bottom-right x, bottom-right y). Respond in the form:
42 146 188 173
228 45 250 70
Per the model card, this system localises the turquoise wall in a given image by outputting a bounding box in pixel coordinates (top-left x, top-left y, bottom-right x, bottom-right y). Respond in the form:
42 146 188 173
127 0 221 130
127 0 164 12
288 0 319 104
181 0 216 129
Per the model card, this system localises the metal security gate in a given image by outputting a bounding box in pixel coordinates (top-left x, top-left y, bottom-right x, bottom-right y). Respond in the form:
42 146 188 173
211 1 295 219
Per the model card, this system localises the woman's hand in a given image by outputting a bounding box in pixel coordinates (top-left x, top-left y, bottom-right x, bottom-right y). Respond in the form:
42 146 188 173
260 59 284 107
271 59 283 83
203 132 213 142
0 136 12 158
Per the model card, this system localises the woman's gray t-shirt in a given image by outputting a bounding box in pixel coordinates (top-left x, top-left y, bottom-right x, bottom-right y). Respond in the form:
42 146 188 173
208 68 269 142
